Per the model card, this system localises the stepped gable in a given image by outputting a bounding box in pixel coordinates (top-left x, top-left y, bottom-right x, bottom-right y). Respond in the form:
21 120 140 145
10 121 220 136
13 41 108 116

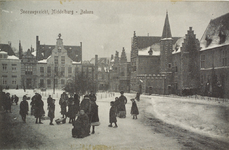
200 13 229 50
0 44 15 56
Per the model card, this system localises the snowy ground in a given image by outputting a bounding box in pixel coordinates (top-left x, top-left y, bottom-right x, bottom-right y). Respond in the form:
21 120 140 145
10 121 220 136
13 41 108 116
1 89 229 149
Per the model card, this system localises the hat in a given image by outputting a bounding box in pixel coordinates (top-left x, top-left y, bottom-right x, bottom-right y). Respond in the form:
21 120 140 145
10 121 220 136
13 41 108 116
120 91 124 94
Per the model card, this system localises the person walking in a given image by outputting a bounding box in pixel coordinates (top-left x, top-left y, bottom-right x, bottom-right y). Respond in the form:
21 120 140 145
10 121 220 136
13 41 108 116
5 93 12 113
73 93 80 116
48 99 55 125
67 93 76 123
108 101 118 128
47 95 53 108
19 95 29 122
130 98 139 119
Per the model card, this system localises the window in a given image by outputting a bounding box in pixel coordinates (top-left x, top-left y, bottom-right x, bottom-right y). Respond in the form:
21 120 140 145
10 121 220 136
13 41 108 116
2 75 7 85
0 54 2 58
12 76 17 84
58 47 61 53
54 67 58 76
168 63 171 68
47 66 51 76
40 67 44 73
222 50 227 66
40 79 44 87
61 56 65 64
68 67 72 74
55 79 58 85
61 67 65 76
12 64 17 71
25 65 33 75
47 79 51 87
200 55 205 68
61 79 65 85
200 75 204 84
2 64 7 70
54 56 58 64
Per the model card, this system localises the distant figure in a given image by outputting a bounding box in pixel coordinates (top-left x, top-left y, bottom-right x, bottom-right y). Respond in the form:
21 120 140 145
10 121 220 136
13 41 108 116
47 95 53 108
108 101 118 128
114 97 119 115
135 92 140 102
67 93 76 123
130 98 139 119
19 95 29 122
30 93 38 115
48 98 55 125
14 95 19 105
5 93 12 113
72 110 90 138
89 91 97 101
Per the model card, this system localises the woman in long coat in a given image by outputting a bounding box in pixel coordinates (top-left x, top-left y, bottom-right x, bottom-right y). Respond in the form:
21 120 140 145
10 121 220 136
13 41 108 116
117 91 127 118
67 95 76 123
34 94 44 124
59 92 68 118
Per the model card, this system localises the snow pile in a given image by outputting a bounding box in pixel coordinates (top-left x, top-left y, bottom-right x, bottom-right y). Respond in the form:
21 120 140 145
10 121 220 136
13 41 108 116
148 96 229 140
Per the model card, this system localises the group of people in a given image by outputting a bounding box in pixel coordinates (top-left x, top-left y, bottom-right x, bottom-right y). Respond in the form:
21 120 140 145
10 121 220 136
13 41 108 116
109 91 140 128
0 91 19 113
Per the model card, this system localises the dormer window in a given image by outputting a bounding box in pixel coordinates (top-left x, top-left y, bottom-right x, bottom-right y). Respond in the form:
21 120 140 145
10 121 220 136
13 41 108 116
219 30 226 44
205 35 212 47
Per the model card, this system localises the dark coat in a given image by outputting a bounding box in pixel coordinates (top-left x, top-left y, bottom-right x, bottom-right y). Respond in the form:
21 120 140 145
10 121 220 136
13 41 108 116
131 101 139 115
67 98 77 119
80 98 91 115
15 96 19 103
89 94 97 101
34 97 44 118
48 103 55 119
90 101 99 123
47 97 53 107
118 95 127 112
59 93 68 115
73 113 89 137
73 94 80 114
20 100 29 116
109 106 117 123
5 94 12 110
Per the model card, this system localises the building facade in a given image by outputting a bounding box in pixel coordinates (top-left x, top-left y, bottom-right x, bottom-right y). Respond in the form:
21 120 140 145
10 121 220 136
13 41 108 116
0 51 21 89
36 35 82 90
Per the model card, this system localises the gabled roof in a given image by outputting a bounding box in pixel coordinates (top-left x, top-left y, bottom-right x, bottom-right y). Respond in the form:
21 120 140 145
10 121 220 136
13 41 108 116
0 44 15 56
200 13 229 51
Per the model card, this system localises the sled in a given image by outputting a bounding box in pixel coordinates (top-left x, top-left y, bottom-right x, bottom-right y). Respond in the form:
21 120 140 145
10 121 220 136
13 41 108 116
118 111 126 118
55 117 66 124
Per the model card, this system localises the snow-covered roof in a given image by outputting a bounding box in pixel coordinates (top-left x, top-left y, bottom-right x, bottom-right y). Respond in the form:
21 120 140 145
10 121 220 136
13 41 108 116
172 37 185 54
0 51 7 54
161 38 173 40
38 56 51 63
8 55 19 60
72 61 81 64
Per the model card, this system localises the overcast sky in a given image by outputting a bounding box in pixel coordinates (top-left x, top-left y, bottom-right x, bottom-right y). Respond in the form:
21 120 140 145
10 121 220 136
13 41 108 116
0 0 229 60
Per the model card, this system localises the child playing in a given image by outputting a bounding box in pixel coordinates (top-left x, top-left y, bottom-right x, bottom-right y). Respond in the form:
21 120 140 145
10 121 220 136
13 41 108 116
108 101 118 128
130 98 139 119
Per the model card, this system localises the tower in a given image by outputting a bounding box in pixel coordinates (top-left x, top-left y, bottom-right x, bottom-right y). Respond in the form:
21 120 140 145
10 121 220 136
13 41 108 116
160 11 173 73
19 40 23 59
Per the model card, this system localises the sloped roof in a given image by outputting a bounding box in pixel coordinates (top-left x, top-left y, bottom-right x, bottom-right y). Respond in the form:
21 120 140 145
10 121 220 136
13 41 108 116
0 44 15 56
172 37 185 54
200 13 229 51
